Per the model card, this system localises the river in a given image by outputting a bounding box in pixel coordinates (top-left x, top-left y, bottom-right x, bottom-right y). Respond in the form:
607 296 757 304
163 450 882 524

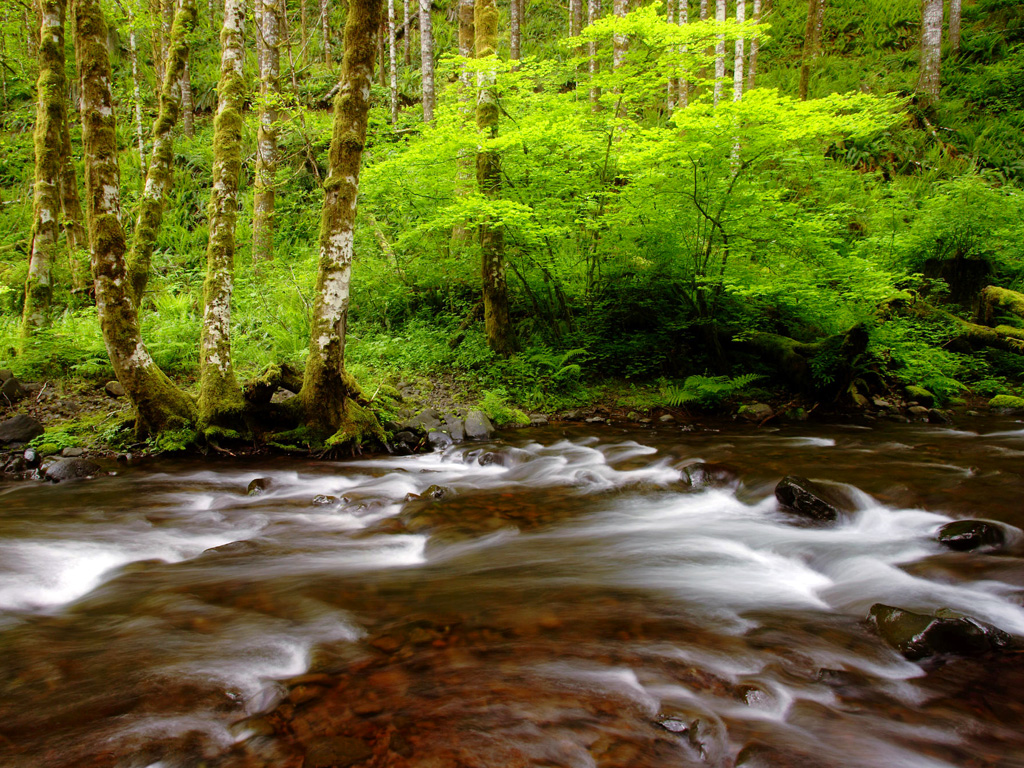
2 417 1024 767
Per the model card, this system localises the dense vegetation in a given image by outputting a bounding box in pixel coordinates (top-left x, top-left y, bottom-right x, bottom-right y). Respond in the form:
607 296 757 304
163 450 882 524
2 0 1024 449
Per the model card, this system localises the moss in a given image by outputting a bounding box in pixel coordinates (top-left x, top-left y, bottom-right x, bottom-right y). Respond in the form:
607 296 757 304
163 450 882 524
904 385 936 407
988 395 1024 412
150 427 200 453
323 400 387 455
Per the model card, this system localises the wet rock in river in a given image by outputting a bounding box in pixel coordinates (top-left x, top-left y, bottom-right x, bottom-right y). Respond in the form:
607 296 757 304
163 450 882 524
869 603 1016 660
0 414 44 444
937 519 1012 552
247 477 273 496
737 403 773 422
529 413 549 426
680 462 739 490
44 457 103 483
427 430 453 449
311 495 339 507
774 475 851 522
22 448 40 468
423 484 454 500
464 410 495 440
443 414 466 442
303 735 373 768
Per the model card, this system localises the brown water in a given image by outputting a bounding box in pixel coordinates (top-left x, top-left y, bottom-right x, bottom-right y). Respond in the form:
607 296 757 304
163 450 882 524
2 418 1024 768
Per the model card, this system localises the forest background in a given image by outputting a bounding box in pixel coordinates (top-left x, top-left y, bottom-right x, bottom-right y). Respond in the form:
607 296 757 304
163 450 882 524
1 0 1024 451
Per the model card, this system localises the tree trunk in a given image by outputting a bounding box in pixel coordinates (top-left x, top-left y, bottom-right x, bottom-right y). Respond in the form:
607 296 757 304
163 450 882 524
747 0 761 90
420 0 434 121
388 0 398 122
612 0 626 71
126 10 146 178
918 0 942 102
59 95 90 292
403 0 411 64
73 0 197 434
510 0 520 60
22 0 66 335
300 0 308 64
569 0 581 37
713 0 725 106
209 0 217 30
588 0 599 108
126 0 197 306
476 0 514 356
254 0 281 262
798 0 821 100
321 0 332 64
666 0 676 110
198 0 247 425
733 0 744 102
180 57 194 136
949 0 961 53
452 0 474 245
151 0 165 85
299 0 383 437
978 286 1024 327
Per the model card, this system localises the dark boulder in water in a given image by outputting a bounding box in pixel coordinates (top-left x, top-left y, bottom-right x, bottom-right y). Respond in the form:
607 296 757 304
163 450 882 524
680 462 738 490
247 477 272 496
869 603 1016 660
774 475 851 522
44 457 103 483
937 519 1010 552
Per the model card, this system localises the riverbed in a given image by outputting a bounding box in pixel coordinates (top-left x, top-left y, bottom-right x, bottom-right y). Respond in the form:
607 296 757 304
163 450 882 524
2 417 1024 767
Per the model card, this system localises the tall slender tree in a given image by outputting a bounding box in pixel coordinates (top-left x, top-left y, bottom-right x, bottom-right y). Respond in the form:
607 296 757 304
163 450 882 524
747 0 762 90
476 0 514 355
73 0 197 433
58 97 89 292
569 0 581 37
321 0 332 63
918 0 942 102
126 0 197 305
798 0 821 100
713 0 725 106
510 0 520 60
22 0 67 335
949 0 961 53
299 0 384 438
420 0 435 120
612 0 627 71
388 0 398 122
733 0 744 102
254 0 281 262
199 0 247 424
587 0 600 108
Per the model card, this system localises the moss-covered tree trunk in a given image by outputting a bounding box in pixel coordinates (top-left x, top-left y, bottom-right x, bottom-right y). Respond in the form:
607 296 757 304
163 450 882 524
798 0 821 100
73 0 197 434
978 286 1024 327
58 98 90 292
150 0 166 84
253 0 280 262
420 0 434 121
475 0 514 356
125 0 196 306
918 0 942 102
22 0 67 336
299 0 382 438
198 0 246 425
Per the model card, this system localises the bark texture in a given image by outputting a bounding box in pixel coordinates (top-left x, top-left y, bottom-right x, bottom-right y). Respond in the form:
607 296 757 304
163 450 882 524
918 0 942 102
747 0 761 90
588 0 599 108
510 0 520 60
612 0 627 71
254 0 281 261
59 96 90 292
321 0 331 63
798 0 821 100
476 0 514 356
733 0 744 102
73 0 197 433
300 0 383 434
22 0 66 335
569 0 581 37
198 0 247 425
978 286 1024 327
949 0 961 53
419 0 434 121
713 0 725 106
388 0 398 122
126 0 197 306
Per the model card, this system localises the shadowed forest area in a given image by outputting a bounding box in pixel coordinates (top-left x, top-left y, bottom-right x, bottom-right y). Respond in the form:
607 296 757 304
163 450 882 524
1 0 1024 453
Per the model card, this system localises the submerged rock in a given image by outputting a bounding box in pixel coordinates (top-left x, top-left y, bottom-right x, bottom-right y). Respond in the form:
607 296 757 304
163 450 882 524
869 603 1015 660
247 477 272 496
303 736 373 768
774 475 851 522
45 457 102 483
464 410 495 440
0 414 44 444
937 519 1011 552
311 495 339 507
681 462 738 490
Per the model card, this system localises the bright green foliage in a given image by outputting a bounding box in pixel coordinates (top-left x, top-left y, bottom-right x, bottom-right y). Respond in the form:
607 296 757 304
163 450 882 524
661 374 763 408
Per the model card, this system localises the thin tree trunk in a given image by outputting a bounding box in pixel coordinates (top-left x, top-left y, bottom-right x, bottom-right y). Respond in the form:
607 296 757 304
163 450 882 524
949 0 961 53
569 0 581 37
612 0 626 71
254 0 281 262
403 0 411 64
321 0 332 64
733 0 744 102
126 0 197 306
180 57 194 135
209 0 217 30
452 0 474 244
126 12 146 177
388 0 398 122
588 0 599 108
713 0 725 106
151 0 165 85
918 0 942 102
300 0 383 436
510 0 520 60
22 0 66 335
798 0 820 100
199 0 246 424
73 0 197 434
300 0 309 63
667 0 676 111
420 0 434 121
256 0 265 74
59 99 90 292
747 0 761 90
476 0 514 355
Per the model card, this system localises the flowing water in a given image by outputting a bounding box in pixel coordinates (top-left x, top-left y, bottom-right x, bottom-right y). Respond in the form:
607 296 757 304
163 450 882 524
3 418 1024 768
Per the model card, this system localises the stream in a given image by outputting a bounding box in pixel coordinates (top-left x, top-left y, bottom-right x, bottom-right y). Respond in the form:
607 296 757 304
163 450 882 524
2 417 1024 767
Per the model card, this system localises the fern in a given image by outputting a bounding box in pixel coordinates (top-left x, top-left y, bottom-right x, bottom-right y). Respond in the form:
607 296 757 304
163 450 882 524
661 373 763 408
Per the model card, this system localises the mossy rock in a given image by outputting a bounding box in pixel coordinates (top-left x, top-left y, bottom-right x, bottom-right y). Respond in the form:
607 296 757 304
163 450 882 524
904 386 936 408
988 395 1024 413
